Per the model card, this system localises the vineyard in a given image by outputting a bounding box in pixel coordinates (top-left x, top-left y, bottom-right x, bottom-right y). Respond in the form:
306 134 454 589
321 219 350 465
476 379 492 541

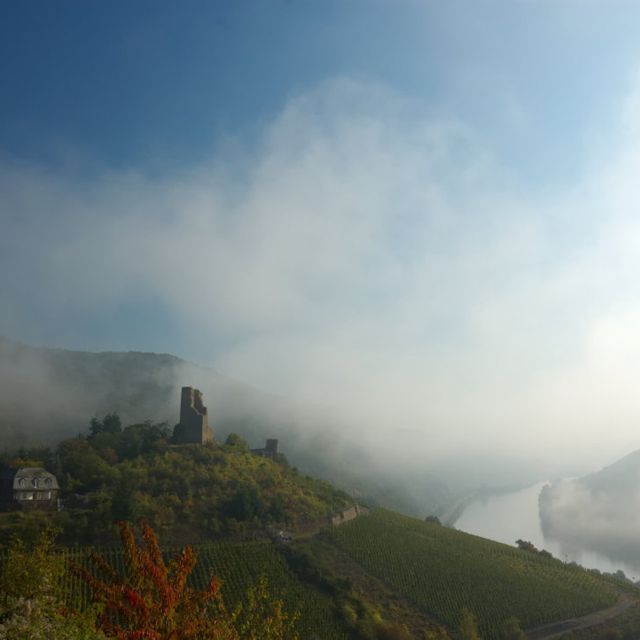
2 510 635 640
37 541 347 640
329 509 622 639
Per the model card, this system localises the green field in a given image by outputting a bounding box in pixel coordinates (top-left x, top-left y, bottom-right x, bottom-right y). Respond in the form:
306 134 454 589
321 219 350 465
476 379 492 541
42 541 347 640
328 510 621 639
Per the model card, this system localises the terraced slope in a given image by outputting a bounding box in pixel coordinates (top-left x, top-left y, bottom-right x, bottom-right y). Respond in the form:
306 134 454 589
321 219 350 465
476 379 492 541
59 541 347 640
2 511 634 640
329 510 621 639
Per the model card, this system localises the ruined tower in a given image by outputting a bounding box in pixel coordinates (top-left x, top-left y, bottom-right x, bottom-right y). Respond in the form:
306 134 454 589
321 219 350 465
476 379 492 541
265 439 279 456
173 386 214 444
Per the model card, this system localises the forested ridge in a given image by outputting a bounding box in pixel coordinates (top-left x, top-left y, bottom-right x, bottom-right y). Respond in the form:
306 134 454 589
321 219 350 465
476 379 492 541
0 414 350 546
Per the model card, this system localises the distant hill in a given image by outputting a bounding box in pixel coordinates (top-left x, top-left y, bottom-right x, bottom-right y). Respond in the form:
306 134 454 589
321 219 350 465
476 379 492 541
539 449 640 564
0 336 185 442
0 337 449 517
579 449 640 496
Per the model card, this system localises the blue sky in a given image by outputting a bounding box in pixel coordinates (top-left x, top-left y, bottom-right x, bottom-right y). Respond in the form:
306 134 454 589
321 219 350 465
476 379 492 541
3 1 640 179
4 1 640 466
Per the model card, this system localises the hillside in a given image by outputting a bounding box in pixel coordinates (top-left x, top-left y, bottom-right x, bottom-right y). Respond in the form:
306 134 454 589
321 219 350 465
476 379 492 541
9 511 637 640
579 450 640 495
2 342 637 637
539 450 640 565
1 419 638 639
60 541 349 640
0 336 450 517
0 419 352 546
326 510 622 637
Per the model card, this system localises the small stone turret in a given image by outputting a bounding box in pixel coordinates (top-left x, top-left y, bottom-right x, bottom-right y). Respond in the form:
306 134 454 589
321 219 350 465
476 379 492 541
265 439 279 456
173 386 214 444
251 438 280 459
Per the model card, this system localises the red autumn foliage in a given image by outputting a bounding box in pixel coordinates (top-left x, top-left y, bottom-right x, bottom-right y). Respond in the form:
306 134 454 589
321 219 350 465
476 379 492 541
73 521 238 640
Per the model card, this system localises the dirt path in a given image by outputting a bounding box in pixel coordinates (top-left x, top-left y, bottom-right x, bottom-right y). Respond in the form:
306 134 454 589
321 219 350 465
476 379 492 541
526 592 637 640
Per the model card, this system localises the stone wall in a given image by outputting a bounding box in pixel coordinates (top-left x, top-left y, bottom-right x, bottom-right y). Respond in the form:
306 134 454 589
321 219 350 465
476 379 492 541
330 504 369 527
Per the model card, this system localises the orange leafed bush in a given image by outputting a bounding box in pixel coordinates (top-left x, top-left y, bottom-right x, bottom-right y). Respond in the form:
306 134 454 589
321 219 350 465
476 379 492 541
73 521 238 640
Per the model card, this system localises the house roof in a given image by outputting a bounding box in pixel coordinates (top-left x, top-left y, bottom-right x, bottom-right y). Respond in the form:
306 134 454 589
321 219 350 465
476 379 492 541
11 467 60 491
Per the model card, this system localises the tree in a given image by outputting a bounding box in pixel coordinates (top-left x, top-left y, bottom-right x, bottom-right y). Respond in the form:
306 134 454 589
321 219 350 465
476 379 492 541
0 531 104 640
90 413 122 438
57 437 116 492
74 520 238 640
224 433 249 450
458 608 481 640
515 539 537 553
111 470 136 521
114 422 170 460
0 530 63 603
224 486 265 521
74 520 300 640
231 575 299 640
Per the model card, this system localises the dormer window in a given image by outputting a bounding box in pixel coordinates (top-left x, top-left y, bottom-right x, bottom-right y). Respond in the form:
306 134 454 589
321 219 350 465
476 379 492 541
18 478 26 488
32 478 38 488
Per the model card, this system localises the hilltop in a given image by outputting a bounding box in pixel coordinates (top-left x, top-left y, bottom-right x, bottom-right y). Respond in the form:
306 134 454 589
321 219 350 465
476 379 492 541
0 417 351 546
0 336 450 517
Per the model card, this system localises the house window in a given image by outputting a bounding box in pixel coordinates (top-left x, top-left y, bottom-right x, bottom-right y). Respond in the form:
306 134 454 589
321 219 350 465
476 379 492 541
18 478 26 488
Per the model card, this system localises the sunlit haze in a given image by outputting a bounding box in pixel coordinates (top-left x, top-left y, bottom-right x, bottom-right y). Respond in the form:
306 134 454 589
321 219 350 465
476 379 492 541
3 1 640 483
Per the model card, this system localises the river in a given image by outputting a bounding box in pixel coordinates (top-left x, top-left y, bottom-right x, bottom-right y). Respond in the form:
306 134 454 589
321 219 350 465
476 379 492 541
453 481 640 580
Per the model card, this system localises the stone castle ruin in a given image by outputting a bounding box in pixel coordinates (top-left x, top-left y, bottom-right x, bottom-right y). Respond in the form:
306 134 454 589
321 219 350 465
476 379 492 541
172 388 285 463
251 438 279 459
172 386 214 444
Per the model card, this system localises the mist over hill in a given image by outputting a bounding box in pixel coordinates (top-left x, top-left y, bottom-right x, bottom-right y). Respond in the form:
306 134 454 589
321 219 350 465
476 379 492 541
0 337 181 439
540 450 640 568
0 337 450 516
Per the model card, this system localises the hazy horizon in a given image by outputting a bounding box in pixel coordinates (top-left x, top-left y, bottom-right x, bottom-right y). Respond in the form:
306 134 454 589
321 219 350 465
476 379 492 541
0 335 629 494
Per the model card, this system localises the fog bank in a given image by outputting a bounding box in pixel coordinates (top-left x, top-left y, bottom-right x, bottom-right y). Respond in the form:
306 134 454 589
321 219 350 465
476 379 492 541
4 79 640 483
540 450 640 567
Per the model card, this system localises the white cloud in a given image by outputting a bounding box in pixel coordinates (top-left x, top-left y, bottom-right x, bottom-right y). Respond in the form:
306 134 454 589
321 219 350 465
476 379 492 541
4 76 640 479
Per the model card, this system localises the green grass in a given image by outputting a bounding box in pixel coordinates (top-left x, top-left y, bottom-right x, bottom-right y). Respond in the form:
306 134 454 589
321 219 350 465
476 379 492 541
329 509 621 639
